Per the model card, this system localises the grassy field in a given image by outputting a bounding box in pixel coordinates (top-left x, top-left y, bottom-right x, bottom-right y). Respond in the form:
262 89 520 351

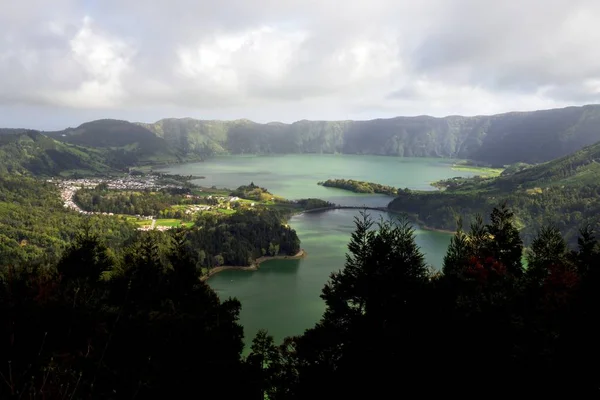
156 219 186 227
197 187 232 196
121 216 152 226
216 208 236 215
452 164 504 178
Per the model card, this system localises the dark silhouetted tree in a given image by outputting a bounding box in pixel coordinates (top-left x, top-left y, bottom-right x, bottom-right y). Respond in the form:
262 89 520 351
486 202 523 276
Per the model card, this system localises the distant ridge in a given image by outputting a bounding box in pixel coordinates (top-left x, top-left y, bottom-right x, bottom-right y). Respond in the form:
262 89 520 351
2 104 600 171
137 104 600 166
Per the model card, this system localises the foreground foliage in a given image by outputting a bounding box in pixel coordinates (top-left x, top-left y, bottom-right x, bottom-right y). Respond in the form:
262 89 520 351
248 206 600 397
0 230 247 399
3 203 600 398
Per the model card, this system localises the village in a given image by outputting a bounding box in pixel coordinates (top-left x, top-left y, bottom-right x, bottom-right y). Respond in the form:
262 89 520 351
51 176 184 231
50 176 256 231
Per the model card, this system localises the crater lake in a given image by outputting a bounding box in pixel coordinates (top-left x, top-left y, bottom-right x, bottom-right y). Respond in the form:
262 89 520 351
157 154 477 347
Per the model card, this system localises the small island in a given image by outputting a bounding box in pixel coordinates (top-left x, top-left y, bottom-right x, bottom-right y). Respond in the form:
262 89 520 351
318 178 400 196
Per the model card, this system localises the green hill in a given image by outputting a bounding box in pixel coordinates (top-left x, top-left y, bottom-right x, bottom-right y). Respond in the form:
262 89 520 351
140 104 600 166
47 119 188 167
388 140 600 244
0 128 28 135
0 131 113 176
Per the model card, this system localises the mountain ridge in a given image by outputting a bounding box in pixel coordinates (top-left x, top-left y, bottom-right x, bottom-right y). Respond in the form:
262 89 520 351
137 104 600 166
2 104 600 175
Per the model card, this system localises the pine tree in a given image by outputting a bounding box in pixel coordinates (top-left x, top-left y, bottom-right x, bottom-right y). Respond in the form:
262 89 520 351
443 217 470 276
576 224 599 276
321 210 374 324
247 330 281 400
297 212 430 398
526 225 568 285
57 227 113 284
468 214 488 258
486 203 523 276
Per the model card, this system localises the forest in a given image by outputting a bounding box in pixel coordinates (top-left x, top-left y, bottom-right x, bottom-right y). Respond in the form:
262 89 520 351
1 204 600 397
0 172 300 273
390 140 600 244
0 174 136 264
0 131 112 176
318 178 399 196
188 209 301 268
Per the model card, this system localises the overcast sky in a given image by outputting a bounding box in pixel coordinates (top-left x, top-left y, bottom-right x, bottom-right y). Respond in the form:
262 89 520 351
1 0 600 129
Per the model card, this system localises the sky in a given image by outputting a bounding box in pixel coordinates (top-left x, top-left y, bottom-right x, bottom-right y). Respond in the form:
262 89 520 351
1 0 600 129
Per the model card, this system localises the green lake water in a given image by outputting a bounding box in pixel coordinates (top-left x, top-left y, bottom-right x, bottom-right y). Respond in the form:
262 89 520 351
157 155 476 347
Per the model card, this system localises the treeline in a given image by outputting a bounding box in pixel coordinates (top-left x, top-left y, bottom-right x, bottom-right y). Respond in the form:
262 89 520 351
244 205 600 397
294 198 336 210
391 180 600 245
4 204 600 397
318 178 399 196
74 185 204 216
189 210 301 267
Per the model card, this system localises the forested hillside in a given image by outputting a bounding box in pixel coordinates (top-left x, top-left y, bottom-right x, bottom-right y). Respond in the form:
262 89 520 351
389 140 600 244
0 174 136 264
0 131 113 176
46 119 189 167
141 104 600 166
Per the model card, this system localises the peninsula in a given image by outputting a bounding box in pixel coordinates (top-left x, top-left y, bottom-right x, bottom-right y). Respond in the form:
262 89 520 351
318 179 400 196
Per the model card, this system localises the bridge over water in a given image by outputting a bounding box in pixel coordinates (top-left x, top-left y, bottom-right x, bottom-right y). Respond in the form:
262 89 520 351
301 206 401 214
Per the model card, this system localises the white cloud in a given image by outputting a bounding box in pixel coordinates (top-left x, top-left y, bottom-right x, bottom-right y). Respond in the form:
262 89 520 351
1 0 600 127
47 17 132 108
174 27 306 97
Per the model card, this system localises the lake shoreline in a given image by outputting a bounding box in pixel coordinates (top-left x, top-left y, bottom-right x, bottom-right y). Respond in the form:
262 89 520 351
201 249 306 282
293 207 456 235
